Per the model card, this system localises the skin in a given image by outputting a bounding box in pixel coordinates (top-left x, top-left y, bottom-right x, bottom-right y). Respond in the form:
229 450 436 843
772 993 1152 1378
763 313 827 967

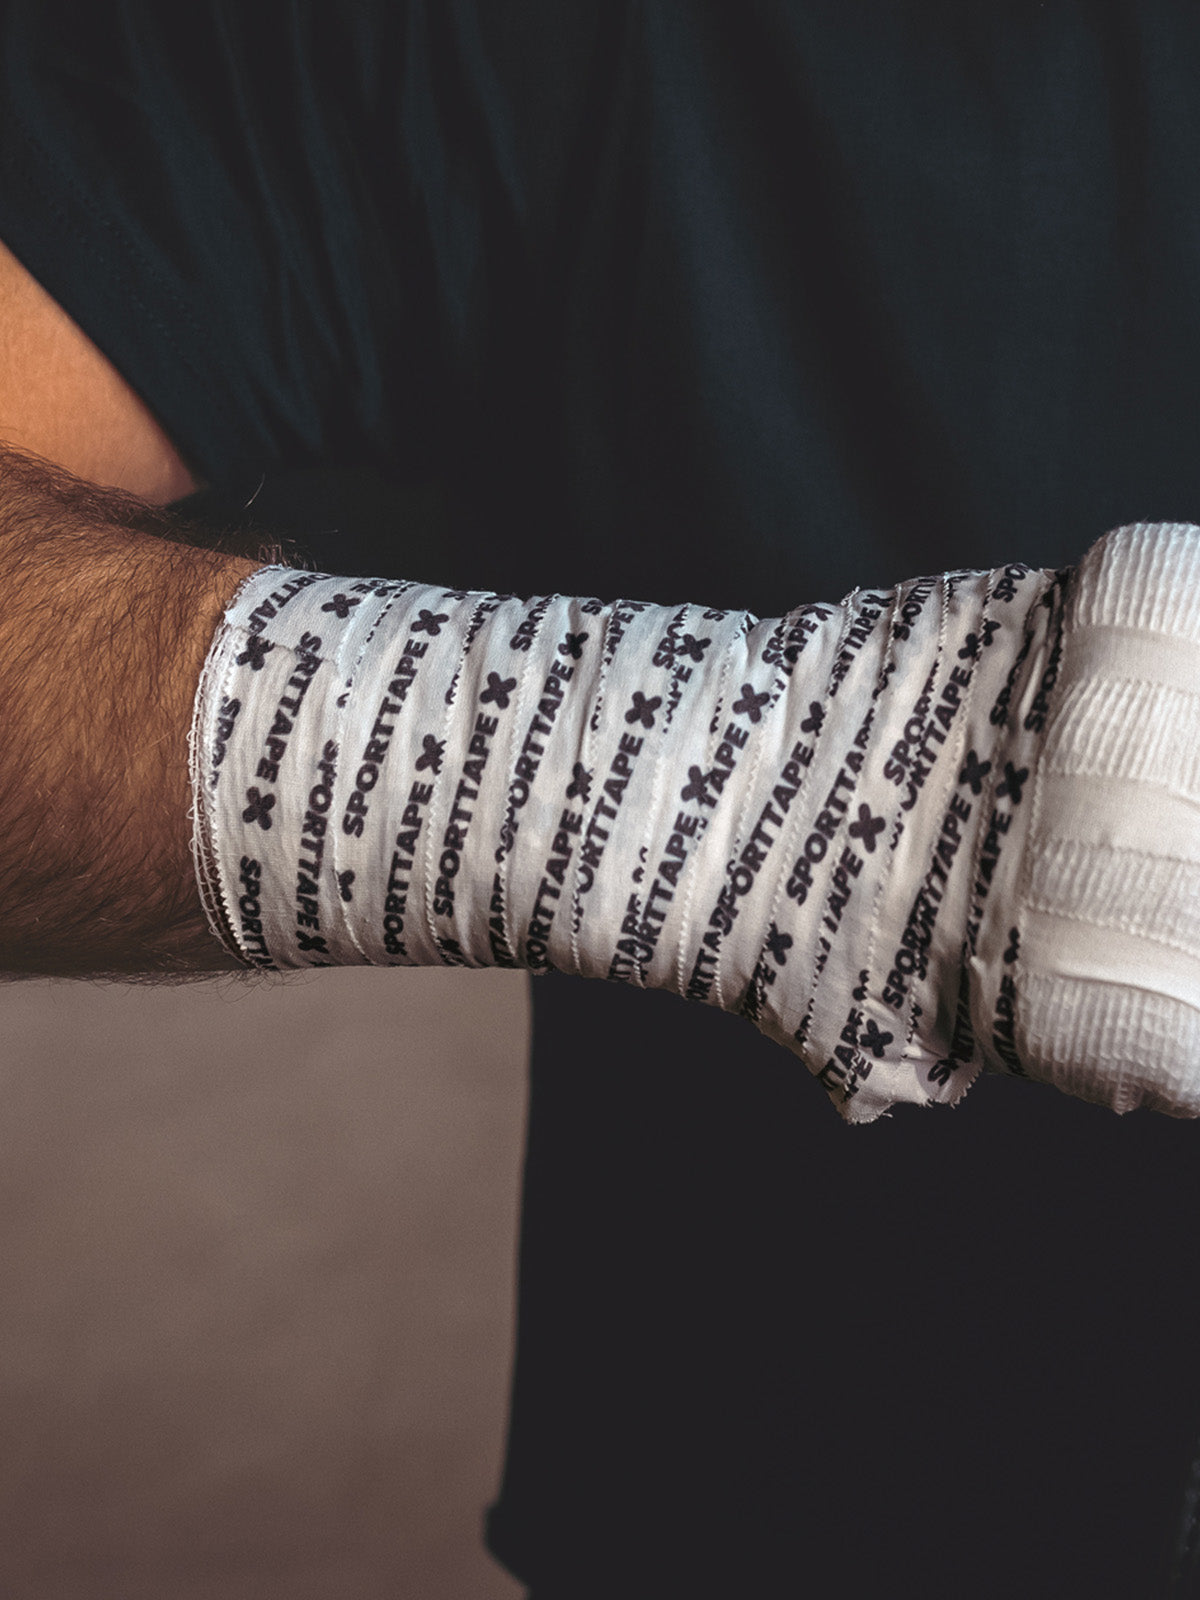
0 235 199 506
0 236 258 974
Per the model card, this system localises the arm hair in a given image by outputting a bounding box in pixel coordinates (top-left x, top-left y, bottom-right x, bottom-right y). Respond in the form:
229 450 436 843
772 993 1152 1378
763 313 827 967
0 446 268 975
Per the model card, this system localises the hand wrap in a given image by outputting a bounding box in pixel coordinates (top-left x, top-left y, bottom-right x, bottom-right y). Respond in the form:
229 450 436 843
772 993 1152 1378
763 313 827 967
190 524 1200 1122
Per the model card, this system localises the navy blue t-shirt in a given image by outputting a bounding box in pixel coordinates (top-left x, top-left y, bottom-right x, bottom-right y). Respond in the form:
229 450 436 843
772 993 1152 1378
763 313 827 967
4 4 1200 1593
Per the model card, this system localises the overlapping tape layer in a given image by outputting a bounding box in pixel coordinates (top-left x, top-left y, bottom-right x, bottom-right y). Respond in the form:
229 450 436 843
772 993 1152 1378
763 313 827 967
190 558 1061 1122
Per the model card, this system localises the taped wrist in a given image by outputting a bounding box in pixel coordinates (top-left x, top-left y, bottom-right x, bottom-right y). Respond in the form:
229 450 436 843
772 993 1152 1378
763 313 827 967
190 550 1078 1124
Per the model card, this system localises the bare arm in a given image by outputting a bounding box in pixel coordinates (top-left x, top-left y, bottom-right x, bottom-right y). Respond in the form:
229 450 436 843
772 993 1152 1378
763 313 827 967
0 447 259 974
0 236 198 504
0 238 265 974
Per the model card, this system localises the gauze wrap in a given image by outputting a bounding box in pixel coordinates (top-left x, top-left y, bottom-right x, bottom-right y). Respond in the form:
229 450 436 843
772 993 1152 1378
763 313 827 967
190 523 1200 1123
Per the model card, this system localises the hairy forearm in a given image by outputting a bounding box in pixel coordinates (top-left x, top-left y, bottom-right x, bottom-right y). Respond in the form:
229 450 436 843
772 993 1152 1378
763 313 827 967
9 441 1200 1127
0 449 258 974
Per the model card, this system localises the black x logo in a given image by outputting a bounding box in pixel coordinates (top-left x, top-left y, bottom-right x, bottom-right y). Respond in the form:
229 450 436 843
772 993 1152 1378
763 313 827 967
321 593 361 619
800 701 825 735
996 760 1029 805
412 608 450 636
958 633 980 660
416 734 445 773
959 749 992 796
236 636 274 671
1003 927 1020 964
558 632 589 659
482 672 518 709
859 1018 894 1058
338 870 356 903
297 931 328 954
566 763 592 801
626 691 662 728
680 766 715 806
848 803 885 853
242 787 276 830
441 588 472 600
765 924 793 966
680 633 712 662
732 683 771 723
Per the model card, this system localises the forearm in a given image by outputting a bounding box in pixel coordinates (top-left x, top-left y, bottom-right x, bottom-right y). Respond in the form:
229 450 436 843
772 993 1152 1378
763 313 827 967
9 447 1199 1126
0 448 257 974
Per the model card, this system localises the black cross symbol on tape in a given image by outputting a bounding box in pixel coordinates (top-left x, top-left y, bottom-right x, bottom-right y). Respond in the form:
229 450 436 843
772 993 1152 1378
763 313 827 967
567 763 592 801
337 870 355 903
958 632 980 660
765 924 793 966
558 632 589 659
732 683 771 723
1004 927 1020 964
297 931 328 954
680 765 714 806
242 787 276 829
800 701 825 735
997 760 1029 805
959 749 992 795
680 633 712 662
235 636 274 671
848 803 885 853
481 672 518 709
321 593 361 619
442 588 472 600
981 619 1000 648
626 691 662 728
412 608 450 636
416 733 445 774
859 1018 894 1058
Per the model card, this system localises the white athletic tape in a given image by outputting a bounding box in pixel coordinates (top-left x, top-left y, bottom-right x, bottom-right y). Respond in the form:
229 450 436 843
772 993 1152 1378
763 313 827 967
189 525 1200 1122
1013 523 1200 1116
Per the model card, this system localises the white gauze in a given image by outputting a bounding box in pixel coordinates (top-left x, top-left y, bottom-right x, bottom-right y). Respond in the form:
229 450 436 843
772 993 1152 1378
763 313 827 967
189 523 1200 1123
